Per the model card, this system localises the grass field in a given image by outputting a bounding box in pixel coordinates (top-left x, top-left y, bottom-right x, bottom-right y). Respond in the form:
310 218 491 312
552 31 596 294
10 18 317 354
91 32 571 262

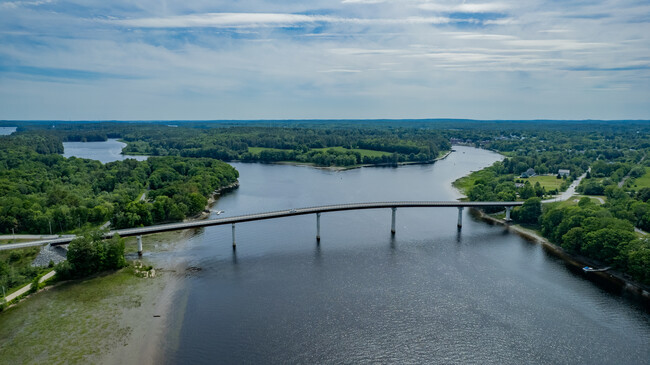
518 175 565 191
247 147 290 155
0 267 165 364
452 168 499 194
628 167 650 189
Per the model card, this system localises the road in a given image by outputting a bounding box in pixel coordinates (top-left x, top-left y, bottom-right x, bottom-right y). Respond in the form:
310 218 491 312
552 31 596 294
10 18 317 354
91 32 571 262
0 235 68 241
542 170 589 203
618 153 645 188
0 200 524 250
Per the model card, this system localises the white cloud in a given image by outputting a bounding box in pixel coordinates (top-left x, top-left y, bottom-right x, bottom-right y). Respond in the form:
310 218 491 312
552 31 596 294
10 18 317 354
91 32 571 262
0 0 649 119
0 0 52 9
318 69 362 72
418 2 510 13
111 12 455 28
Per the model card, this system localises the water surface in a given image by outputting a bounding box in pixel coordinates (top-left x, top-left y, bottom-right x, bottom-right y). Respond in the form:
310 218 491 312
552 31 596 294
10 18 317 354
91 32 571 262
0 127 17 135
62 139 147 163
152 146 650 364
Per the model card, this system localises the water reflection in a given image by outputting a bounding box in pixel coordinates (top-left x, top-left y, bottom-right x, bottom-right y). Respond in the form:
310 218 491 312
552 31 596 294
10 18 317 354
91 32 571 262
164 145 650 364
62 139 147 163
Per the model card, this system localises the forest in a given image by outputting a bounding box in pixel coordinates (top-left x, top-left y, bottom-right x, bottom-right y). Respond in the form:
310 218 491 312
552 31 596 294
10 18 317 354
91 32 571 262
12 122 451 167
0 132 238 234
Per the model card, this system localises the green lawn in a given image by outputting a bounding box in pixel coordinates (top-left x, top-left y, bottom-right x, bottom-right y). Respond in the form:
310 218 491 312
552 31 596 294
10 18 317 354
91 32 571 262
0 267 165 364
247 147 290 155
452 168 499 194
518 175 565 191
628 167 650 189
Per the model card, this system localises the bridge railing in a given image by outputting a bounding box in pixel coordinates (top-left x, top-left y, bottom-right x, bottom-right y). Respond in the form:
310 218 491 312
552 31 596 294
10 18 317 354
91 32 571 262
1 200 523 252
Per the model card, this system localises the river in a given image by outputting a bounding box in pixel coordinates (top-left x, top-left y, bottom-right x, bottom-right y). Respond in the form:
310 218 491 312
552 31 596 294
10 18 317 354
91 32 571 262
62 139 147 163
64 144 650 364
0 126 17 135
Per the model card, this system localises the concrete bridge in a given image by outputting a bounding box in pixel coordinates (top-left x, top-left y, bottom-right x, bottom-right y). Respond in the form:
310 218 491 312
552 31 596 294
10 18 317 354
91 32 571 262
1 201 523 253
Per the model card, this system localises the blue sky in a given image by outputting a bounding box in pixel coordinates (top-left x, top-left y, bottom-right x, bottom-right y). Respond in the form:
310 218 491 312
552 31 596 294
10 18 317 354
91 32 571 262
0 0 648 120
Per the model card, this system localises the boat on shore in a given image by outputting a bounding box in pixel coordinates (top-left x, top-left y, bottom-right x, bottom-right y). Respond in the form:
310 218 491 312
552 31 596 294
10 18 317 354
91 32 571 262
583 266 611 273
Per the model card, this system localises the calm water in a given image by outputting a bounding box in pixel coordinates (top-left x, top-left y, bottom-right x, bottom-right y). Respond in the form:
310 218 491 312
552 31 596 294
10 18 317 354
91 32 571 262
145 146 650 364
62 139 147 163
0 127 17 135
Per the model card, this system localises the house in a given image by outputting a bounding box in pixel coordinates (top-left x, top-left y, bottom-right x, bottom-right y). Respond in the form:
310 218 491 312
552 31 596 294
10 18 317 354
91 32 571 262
558 169 570 177
520 168 536 178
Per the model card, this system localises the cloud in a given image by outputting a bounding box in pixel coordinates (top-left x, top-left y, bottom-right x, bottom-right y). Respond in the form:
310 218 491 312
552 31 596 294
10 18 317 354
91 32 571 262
0 0 52 9
0 0 648 119
110 12 456 28
418 2 510 13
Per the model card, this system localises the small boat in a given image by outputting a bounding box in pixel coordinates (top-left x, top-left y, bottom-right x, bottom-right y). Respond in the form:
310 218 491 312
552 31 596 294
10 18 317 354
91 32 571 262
582 266 611 273
214 210 224 215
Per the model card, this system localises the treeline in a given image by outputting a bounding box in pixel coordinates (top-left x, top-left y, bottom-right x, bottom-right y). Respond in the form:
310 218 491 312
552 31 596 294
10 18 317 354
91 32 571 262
122 126 450 167
541 194 649 284
577 160 645 195
12 123 450 167
0 134 238 234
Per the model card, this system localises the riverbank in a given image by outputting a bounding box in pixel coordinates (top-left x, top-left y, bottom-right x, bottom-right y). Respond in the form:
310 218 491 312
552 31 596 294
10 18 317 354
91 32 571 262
233 149 454 171
0 217 204 363
194 180 239 219
473 209 650 308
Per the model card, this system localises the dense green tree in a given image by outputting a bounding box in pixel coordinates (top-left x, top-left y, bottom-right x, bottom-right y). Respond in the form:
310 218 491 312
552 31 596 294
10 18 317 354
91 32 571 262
513 197 542 224
56 230 126 279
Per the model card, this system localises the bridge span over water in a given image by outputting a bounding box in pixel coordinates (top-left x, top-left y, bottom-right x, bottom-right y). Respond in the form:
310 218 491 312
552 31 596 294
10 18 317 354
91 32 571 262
1 201 523 252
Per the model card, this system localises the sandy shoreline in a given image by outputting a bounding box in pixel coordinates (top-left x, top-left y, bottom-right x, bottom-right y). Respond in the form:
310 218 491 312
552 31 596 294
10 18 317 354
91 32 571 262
101 181 240 364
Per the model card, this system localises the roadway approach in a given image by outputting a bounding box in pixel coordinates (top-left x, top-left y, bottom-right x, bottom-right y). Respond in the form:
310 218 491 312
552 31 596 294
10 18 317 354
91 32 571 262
0 201 523 253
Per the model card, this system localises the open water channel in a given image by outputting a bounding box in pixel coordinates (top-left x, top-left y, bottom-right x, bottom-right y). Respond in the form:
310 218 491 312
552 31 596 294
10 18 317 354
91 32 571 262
62 142 650 364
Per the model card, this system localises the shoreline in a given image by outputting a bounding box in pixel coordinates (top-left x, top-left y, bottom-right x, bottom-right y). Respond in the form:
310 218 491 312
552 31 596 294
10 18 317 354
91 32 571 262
472 209 650 308
233 149 453 171
114 180 240 363
127 149 454 172
450 149 650 309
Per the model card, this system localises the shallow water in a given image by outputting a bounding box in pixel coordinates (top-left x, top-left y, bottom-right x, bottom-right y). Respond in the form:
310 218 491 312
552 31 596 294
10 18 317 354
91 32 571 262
148 146 650 364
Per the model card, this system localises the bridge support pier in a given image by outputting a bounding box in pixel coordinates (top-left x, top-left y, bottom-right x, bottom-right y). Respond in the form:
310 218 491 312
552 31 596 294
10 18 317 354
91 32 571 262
232 223 236 249
457 207 464 228
391 207 397 234
316 213 321 241
505 206 513 222
137 235 143 257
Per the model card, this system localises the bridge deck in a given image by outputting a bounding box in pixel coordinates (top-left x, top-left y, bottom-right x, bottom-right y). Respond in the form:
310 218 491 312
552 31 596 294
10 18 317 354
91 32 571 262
1 201 523 249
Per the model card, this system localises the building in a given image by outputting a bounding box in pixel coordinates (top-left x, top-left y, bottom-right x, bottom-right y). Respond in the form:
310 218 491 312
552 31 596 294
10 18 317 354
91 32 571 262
520 168 536 178
558 169 570 177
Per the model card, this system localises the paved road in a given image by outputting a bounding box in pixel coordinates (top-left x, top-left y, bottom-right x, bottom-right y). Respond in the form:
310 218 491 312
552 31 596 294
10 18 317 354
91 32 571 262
0 201 523 250
4 270 56 303
542 170 589 203
618 153 645 188
0 235 70 241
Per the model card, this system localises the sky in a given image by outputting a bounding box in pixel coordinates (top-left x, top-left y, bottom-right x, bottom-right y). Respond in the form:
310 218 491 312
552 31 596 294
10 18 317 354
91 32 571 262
0 0 649 120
